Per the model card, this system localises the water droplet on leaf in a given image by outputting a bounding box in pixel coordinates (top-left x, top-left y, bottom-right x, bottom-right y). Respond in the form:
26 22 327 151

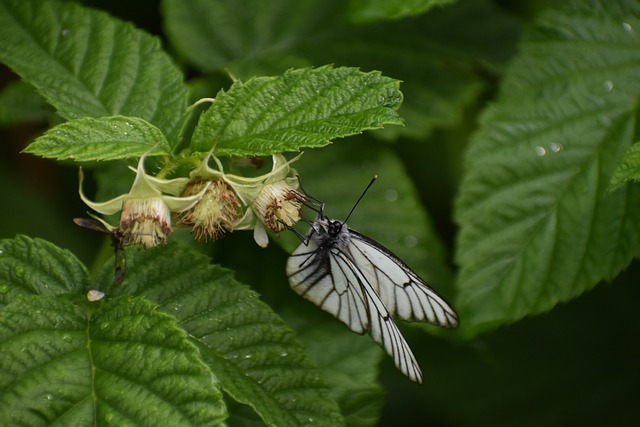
384 188 398 202
403 235 418 248
550 142 563 153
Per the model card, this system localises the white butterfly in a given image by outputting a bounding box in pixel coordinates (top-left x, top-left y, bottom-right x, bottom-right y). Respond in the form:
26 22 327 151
286 190 458 383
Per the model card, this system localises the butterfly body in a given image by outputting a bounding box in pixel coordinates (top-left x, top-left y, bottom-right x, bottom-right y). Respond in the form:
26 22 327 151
287 205 458 383
308 216 350 250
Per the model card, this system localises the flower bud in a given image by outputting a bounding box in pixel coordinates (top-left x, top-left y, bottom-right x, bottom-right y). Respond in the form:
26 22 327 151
252 181 306 233
120 197 172 248
176 178 241 241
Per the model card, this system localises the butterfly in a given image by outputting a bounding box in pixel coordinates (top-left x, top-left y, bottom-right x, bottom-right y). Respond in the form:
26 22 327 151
74 217 126 285
286 178 458 383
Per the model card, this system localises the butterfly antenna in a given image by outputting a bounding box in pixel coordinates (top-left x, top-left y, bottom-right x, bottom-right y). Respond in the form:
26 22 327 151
343 175 378 223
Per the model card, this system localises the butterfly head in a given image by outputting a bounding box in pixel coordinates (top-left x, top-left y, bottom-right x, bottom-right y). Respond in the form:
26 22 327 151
309 215 350 249
328 220 344 238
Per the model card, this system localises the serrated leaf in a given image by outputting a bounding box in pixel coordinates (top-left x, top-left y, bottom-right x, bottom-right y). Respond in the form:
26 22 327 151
0 295 225 426
608 141 640 191
23 116 170 161
190 66 403 155
0 0 188 140
454 0 640 336
104 245 345 427
348 0 456 24
0 235 90 308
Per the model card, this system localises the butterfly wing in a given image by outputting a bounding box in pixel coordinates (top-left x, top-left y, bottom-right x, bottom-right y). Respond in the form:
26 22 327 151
287 236 370 333
287 236 424 383
346 229 458 328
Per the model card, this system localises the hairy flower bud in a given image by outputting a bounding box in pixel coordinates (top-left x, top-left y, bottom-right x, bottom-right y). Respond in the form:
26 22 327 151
176 178 241 241
252 181 306 233
120 197 172 248
187 150 306 247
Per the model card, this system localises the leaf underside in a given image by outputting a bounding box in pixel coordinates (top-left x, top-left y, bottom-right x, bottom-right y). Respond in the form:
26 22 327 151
454 0 640 336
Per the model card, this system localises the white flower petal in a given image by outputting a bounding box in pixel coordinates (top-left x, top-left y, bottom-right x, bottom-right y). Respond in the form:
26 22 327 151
78 168 128 215
253 221 269 248
163 181 211 213
145 175 190 196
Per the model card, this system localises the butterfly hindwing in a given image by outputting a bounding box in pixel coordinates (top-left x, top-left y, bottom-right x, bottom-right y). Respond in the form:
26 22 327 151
333 249 424 383
287 236 370 334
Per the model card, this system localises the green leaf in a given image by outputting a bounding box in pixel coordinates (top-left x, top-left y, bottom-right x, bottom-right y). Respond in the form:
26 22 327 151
0 295 225 426
165 0 516 141
608 140 640 191
0 0 188 139
162 0 341 73
348 0 456 24
454 0 640 337
311 23 485 141
284 308 384 427
310 0 519 141
23 116 170 161
105 245 345 427
191 66 403 155
0 80 51 126
0 235 90 308
333 0 518 141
